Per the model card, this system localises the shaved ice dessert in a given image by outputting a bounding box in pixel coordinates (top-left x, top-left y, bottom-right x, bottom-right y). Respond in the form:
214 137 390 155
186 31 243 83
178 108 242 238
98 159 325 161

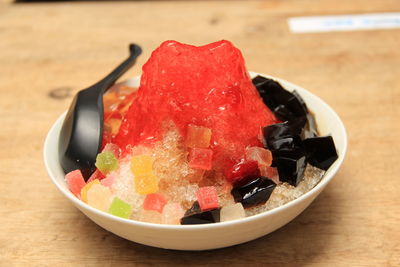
65 40 338 224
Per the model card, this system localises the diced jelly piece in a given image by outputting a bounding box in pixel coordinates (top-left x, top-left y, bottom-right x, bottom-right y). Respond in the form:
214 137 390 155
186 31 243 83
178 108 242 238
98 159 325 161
252 75 308 127
86 183 112 212
81 179 101 203
95 151 119 175
180 208 221 225
134 173 158 195
252 76 292 110
130 155 154 176
245 146 273 166
65 170 86 197
87 169 105 183
188 148 213 170
262 121 308 186
231 177 277 208
102 143 121 159
220 203 245 222
139 210 162 224
225 160 260 185
196 186 219 211
101 174 116 188
186 124 212 148
273 149 307 186
303 136 338 170
262 122 302 151
108 197 132 219
143 193 167 213
162 203 185 225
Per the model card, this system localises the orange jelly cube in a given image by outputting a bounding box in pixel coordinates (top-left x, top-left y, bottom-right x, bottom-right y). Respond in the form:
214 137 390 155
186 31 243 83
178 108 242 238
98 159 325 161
186 124 212 148
134 173 159 195
86 184 112 211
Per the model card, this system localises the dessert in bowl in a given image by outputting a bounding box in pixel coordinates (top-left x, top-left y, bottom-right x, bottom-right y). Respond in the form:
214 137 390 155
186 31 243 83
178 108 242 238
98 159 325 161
44 40 347 250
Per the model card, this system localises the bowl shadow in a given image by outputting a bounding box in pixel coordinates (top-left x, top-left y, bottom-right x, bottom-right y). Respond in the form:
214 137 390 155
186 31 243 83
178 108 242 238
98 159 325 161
68 183 341 266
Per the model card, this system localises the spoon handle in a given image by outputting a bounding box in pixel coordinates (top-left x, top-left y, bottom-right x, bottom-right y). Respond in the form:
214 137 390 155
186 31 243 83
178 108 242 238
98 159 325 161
91 44 142 93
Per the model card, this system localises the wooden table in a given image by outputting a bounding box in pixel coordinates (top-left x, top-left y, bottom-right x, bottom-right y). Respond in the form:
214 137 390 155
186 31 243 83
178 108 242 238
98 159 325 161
1 0 399 266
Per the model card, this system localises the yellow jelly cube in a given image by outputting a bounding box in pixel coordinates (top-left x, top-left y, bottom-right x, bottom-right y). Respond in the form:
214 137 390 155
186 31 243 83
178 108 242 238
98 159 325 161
134 173 158 195
80 179 101 203
86 184 112 212
130 155 155 176
186 124 212 148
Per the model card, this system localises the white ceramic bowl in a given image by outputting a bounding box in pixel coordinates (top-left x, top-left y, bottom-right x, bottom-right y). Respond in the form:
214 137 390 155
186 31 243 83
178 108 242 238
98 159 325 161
44 73 347 251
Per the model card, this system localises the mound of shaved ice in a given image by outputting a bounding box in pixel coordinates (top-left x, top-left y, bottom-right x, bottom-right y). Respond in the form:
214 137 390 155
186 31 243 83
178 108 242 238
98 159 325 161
114 40 278 169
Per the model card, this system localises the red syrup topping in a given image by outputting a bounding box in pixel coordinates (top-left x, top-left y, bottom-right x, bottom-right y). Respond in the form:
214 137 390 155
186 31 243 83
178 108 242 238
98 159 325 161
114 40 278 178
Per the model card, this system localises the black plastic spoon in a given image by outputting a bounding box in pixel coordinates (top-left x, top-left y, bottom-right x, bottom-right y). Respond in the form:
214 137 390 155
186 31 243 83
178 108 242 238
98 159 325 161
59 44 142 179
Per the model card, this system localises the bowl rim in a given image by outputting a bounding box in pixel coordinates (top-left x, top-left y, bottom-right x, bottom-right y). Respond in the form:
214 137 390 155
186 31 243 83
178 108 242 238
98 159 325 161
44 72 347 231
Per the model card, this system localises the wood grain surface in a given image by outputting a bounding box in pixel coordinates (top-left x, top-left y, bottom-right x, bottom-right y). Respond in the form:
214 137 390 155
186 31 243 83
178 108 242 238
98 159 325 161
1 0 399 266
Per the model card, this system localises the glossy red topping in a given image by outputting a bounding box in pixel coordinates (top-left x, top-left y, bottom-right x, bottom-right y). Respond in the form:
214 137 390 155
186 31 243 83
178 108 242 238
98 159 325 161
114 40 278 173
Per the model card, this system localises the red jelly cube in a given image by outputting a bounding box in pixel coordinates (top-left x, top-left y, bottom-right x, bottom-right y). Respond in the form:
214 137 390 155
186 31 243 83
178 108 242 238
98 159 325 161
196 186 219 211
188 148 213 170
225 160 260 185
65 170 86 196
143 193 167 213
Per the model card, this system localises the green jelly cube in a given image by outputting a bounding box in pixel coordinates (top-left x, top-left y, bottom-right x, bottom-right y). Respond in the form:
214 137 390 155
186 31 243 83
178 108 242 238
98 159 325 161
95 151 119 174
108 197 132 219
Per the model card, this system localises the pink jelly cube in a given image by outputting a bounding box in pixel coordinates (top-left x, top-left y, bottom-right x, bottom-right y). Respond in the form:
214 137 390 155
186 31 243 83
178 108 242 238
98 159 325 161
87 169 105 183
65 170 86 196
188 148 213 170
143 193 167 213
196 186 219 211
101 174 116 188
